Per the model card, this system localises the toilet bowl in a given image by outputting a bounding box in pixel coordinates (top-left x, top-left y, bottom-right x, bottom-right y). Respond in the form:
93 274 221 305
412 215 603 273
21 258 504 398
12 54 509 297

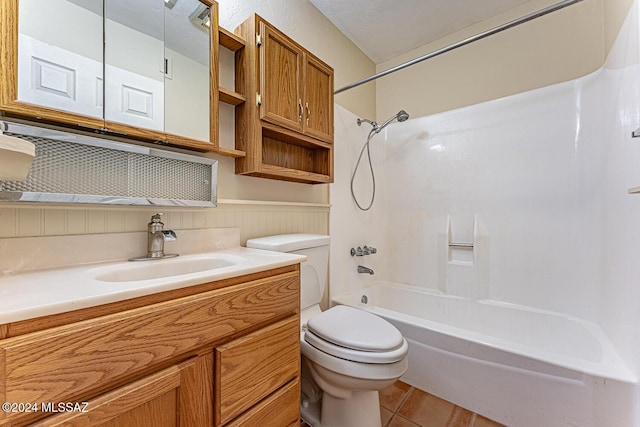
246 234 408 427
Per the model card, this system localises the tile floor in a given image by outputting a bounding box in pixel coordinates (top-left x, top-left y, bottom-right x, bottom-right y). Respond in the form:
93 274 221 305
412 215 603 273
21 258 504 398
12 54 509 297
301 380 505 427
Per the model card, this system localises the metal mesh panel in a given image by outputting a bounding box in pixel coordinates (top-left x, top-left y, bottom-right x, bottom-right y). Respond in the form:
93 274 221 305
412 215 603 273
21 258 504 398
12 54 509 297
127 155 211 200
2 132 214 205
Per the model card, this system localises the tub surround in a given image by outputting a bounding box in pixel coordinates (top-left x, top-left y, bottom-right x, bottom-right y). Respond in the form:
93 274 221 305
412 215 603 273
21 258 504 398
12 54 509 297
329 1 640 424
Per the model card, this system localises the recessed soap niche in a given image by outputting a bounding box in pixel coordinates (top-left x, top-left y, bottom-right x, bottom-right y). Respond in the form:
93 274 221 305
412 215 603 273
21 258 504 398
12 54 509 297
0 121 217 207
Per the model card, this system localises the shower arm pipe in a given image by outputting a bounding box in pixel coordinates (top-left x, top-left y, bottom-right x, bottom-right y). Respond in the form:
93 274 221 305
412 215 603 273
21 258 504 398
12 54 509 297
334 0 583 95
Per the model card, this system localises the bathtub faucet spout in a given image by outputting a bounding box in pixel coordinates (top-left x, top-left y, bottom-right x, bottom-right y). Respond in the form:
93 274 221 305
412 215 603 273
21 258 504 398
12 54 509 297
357 265 374 275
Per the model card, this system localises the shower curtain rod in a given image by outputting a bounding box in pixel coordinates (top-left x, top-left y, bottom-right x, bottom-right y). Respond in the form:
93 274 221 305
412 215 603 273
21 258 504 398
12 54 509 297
334 0 583 95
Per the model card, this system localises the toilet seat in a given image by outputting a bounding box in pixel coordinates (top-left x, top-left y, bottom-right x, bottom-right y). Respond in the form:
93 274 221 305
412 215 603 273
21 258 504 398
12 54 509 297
305 329 408 363
301 332 409 381
305 305 408 364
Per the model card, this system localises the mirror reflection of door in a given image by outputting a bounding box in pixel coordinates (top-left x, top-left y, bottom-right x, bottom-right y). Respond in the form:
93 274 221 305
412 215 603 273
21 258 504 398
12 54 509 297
103 0 211 138
17 0 104 119
104 0 165 131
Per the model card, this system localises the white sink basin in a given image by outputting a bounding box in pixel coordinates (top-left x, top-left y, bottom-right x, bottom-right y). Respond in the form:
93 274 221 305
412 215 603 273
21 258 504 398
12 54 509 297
95 255 244 283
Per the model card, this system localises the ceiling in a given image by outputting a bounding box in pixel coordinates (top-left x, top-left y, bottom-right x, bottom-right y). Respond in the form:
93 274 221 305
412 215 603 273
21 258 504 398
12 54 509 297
308 0 531 63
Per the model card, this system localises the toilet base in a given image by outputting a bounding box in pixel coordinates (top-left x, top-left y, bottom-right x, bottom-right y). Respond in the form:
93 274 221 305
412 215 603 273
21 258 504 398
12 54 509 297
323 390 382 427
301 390 382 427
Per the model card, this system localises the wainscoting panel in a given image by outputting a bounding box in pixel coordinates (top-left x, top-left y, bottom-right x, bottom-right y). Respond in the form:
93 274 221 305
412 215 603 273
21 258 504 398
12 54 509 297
0 200 330 244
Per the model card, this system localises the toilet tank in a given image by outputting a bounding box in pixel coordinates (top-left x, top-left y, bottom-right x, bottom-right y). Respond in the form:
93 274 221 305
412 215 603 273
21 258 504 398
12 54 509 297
246 234 330 310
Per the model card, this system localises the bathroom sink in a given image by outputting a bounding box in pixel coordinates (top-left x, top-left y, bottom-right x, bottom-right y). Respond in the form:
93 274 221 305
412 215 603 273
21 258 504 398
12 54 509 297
94 255 244 283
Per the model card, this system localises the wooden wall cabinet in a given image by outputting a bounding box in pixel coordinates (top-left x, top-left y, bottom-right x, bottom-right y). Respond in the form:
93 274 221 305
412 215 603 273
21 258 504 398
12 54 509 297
0 266 301 427
0 0 226 154
234 14 334 184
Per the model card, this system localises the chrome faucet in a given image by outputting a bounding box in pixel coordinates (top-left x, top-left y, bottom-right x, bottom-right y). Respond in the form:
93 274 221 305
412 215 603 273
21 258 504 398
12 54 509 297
357 265 374 275
130 213 178 261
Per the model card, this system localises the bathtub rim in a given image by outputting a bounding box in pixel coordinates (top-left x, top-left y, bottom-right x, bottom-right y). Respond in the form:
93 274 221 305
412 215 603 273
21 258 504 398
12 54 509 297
332 281 636 384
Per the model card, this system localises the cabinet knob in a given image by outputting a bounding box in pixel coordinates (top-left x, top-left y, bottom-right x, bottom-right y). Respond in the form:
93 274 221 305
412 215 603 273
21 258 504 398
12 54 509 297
306 102 310 126
298 99 303 123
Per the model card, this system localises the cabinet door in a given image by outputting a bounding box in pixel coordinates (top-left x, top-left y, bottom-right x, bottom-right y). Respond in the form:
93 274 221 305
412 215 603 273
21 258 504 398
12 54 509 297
32 366 180 427
258 21 304 133
303 54 333 143
30 356 213 427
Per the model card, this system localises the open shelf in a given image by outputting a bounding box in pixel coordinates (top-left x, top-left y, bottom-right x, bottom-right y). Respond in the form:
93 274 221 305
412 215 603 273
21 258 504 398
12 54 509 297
257 164 332 184
258 127 332 183
219 87 245 106
219 27 245 51
215 146 246 158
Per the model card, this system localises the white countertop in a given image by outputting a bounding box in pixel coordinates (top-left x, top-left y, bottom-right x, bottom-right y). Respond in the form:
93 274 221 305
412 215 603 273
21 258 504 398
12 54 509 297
0 247 305 324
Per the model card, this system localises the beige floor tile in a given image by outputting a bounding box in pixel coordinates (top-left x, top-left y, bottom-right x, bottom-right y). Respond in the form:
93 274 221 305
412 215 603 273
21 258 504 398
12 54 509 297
398 388 473 427
381 407 394 426
380 380 412 411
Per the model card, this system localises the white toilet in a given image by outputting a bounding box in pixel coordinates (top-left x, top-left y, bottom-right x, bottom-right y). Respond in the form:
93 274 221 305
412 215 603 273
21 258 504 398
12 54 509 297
246 234 408 427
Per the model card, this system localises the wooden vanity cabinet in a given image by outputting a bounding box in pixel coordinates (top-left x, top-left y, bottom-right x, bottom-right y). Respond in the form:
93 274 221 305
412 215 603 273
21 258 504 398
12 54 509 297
234 14 334 184
0 265 301 427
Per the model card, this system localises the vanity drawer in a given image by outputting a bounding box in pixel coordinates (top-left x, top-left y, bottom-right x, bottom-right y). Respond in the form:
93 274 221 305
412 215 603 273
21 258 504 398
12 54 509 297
0 271 299 424
225 379 300 427
215 316 300 425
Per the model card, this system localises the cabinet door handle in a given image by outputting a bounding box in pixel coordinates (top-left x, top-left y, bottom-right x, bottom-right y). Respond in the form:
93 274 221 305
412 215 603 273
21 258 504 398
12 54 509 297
306 102 310 126
298 99 303 123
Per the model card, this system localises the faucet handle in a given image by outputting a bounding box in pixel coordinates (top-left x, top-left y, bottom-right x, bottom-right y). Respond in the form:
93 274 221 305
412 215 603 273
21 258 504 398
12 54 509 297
148 213 165 232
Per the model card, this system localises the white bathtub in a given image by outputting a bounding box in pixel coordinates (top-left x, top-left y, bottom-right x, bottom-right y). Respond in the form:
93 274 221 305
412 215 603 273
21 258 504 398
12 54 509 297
333 282 639 427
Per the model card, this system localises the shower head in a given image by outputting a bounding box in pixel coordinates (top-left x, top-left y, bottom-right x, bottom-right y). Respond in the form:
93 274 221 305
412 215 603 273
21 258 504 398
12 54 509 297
357 110 410 134
377 110 409 132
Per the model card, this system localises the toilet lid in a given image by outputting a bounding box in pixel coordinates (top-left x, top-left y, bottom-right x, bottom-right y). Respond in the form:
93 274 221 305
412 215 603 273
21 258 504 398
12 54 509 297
306 305 404 352
304 329 408 364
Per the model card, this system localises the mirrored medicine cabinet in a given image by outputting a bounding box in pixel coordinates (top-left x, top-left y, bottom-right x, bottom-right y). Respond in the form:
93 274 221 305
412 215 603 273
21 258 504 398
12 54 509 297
0 0 219 151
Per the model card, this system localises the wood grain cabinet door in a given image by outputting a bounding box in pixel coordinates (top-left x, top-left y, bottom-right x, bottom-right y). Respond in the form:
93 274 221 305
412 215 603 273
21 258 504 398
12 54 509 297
258 21 304 134
303 54 333 143
29 356 214 427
